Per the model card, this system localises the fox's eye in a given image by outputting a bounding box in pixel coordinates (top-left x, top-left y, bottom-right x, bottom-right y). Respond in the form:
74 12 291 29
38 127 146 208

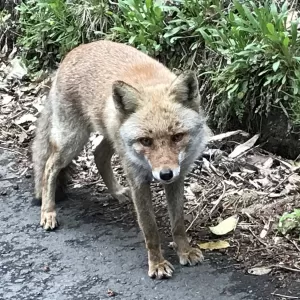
139 137 153 147
171 133 184 143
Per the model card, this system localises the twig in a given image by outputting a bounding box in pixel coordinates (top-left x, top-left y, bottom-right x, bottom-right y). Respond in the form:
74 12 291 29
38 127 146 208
68 179 101 188
272 292 299 299
0 176 19 181
0 146 26 157
186 211 201 232
267 172 295 193
273 264 300 273
284 236 300 253
209 181 226 216
249 228 269 247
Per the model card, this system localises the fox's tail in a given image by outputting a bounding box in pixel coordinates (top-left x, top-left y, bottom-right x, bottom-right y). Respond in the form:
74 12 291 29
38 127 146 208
31 94 72 206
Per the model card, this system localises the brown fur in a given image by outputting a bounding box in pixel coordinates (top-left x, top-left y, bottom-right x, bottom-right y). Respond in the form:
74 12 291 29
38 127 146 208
31 40 210 279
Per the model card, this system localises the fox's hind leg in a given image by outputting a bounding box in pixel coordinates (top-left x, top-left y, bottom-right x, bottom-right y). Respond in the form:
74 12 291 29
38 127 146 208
35 86 90 230
40 126 89 230
94 138 131 203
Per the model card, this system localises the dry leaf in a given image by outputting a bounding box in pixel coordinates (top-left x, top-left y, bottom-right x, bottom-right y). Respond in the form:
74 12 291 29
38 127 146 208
209 215 239 235
209 130 249 141
202 157 211 172
253 178 270 187
6 56 28 80
229 134 260 158
288 174 300 186
16 114 37 125
262 157 273 169
248 267 272 276
18 131 28 143
28 124 36 132
190 182 202 194
198 240 230 250
1 94 13 105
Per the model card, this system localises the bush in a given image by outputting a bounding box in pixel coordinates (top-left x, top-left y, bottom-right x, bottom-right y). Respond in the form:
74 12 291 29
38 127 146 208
17 0 113 70
198 0 300 128
14 0 300 131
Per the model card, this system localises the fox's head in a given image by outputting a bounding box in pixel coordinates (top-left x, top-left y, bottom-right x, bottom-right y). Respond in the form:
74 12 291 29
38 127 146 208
112 71 208 184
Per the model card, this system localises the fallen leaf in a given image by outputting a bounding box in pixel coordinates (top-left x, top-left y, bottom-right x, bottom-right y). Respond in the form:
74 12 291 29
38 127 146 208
6 56 28 80
190 182 202 194
32 103 44 113
198 240 230 250
202 157 211 172
223 180 238 188
262 157 273 169
18 131 28 143
229 134 260 158
248 267 272 276
209 215 239 235
209 130 249 141
15 114 37 125
28 124 36 132
253 178 270 187
288 174 300 186
1 94 13 105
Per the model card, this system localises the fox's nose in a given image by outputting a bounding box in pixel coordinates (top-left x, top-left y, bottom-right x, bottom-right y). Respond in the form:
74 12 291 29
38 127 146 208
159 169 173 181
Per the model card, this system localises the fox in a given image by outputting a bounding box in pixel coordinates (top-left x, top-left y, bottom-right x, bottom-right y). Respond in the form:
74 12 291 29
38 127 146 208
32 40 210 279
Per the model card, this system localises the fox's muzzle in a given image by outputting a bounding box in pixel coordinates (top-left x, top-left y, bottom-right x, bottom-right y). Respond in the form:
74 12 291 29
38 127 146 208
152 166 180 184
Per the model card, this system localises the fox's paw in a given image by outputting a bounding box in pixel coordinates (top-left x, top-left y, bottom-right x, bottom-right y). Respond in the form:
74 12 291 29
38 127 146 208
112 187 131 204
148 259 174 279
40 211 58 230
178 247 204 266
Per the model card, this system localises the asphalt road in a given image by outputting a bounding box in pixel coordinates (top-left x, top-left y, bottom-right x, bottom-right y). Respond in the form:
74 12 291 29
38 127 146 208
0 148 297 300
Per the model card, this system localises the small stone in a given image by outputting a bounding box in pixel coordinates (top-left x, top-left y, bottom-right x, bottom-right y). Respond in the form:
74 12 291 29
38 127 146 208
1 190 7 196
107 289 116 297
43 265 50 272
25 173 31 178
12 184 19 190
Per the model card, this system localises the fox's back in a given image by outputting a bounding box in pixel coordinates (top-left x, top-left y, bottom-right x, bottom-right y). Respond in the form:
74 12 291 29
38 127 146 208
55 40 175 108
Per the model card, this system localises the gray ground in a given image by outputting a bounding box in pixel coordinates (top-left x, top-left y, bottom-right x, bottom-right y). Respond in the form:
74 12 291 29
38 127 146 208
0 148 299 300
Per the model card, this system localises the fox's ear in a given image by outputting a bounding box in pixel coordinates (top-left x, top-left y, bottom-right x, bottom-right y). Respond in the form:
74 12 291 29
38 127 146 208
112 81 139 115
169 71 200 111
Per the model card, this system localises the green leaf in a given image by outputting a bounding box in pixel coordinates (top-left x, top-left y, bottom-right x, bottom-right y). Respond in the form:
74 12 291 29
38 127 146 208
163 27 181 38
273 61 280 72
291 22 298 46
128 35 136 44
267 23 275 34
66 26 74 33
283 36 289 48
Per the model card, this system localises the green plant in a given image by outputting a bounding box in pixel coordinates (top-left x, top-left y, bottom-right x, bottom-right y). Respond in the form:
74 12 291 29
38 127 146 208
17 0 113 71
278 208 300 237
199 1 300 129
110 0 220 67
110 0 170 56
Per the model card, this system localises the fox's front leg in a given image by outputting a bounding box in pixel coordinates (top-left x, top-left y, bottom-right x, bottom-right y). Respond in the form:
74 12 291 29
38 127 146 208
94 138 131 203
129 180 174 279
164 178 204 266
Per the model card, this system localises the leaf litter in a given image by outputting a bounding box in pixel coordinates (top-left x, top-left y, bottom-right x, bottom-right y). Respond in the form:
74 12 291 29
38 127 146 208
0 50 299 284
